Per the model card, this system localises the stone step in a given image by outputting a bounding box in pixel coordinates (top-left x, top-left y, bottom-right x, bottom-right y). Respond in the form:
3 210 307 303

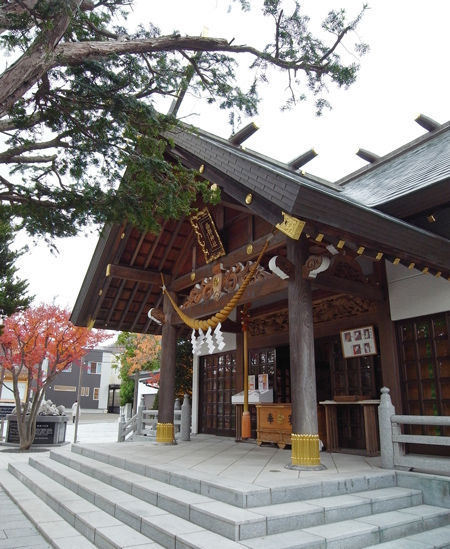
8 461 243 549
0 470 92 549
48 449 426 538
4 449 450 549
30 454 267 541
70 444 397 507
365 524 450 548
242 506 450 549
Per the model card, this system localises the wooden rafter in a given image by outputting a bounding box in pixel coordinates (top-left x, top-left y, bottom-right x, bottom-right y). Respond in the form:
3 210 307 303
106 264 162 284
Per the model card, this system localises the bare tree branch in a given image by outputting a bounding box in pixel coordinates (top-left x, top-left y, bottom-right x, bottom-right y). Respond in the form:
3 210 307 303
0 154 57 164
0 112 43 132
0 135 69 160
0 30 353 118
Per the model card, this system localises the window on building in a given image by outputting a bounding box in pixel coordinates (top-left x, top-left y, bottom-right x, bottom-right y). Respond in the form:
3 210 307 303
87 362 101 374
396 312 450 436
63 363 72 373
93 388 99 400
80 387 90 397
54 385 76 392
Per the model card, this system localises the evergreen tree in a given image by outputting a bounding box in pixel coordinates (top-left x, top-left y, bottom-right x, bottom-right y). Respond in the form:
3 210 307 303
0 212 33 316
0 1 368 241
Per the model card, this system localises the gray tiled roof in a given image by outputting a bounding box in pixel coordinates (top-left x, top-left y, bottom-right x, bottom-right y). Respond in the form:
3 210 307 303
339 122 450 207
170 127 348 213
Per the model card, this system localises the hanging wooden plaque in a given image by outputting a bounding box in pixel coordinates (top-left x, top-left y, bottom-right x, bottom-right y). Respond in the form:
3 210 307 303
190 208 225 264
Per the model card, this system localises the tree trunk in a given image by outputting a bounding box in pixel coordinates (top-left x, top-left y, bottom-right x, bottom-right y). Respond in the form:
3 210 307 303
0 0 84 117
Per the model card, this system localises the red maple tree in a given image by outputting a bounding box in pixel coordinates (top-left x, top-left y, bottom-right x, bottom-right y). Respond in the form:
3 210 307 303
0 304 109 449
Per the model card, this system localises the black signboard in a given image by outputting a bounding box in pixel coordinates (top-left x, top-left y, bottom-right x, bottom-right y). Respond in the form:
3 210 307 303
7 419 56 444
0 405 14 418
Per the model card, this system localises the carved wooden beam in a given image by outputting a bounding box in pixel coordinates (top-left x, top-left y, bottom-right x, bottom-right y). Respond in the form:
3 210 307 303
313 273 384 301
106 264 164 285
172 230 286 292
173 275 288 325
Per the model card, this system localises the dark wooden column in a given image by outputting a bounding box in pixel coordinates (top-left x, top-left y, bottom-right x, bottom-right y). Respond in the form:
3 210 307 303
157 292 177 442
287 237 323 468
287 238 318 434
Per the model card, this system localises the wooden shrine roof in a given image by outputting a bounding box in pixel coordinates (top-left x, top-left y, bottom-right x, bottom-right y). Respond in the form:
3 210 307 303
71 123 450 334
338 121 450 218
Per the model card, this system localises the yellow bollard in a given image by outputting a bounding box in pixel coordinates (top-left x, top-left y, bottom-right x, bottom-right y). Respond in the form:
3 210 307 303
291 433 321 466
156 422 175 444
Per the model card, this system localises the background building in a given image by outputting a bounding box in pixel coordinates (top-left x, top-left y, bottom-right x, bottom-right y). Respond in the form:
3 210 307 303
45 346 122 412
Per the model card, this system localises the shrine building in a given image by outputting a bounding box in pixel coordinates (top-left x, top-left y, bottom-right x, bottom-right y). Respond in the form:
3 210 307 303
71 115 450 468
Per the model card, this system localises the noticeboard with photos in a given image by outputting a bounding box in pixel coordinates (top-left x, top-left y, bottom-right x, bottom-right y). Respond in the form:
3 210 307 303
340 326 377 358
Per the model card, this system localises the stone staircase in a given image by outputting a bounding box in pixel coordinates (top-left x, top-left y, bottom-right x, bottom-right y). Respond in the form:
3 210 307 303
1 444 449 549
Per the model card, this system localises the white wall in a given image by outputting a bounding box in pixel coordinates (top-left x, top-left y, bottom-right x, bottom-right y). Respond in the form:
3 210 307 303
386 262 450 321
98 351 120 410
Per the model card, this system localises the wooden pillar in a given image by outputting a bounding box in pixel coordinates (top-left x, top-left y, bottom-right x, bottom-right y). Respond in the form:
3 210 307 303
157 293 177 443
287 238 324 469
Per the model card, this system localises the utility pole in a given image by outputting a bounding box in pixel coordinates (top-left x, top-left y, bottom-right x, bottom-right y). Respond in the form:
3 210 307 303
73 359 83 443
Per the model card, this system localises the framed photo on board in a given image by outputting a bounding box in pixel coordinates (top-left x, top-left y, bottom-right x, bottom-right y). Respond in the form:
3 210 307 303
340 326 377 358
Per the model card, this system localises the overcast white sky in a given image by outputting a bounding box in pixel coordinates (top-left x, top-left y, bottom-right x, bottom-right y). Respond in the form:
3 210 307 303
14 0 450 322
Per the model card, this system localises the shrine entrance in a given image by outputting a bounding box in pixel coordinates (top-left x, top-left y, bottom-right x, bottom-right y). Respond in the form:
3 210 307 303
198 351 237 437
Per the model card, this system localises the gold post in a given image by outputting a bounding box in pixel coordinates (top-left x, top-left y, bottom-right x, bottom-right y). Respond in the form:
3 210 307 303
241 306 251 439
291 434 321 467
156 422 175 443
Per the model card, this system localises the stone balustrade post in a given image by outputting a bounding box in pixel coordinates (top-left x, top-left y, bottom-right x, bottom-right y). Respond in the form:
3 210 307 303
180 394 191 441
378 386 395 469
136 396 144 435
118 412 126 442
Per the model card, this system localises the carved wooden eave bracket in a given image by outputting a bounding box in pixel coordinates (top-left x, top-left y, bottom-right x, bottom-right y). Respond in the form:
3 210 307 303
147 308 165 325
248 293 378 336
181 259 273 309
269 256 295 280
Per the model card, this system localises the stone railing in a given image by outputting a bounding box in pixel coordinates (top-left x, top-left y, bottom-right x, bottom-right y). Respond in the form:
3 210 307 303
0 417 5 442
118 395 191 442
378 387 450 475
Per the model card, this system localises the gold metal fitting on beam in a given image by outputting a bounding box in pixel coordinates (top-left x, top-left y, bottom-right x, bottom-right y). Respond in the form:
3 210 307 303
408 262 415 270
291 433 321 466
357 246 365 255
427 214 436 223
337 240 345 249
422 267 429 274
276 212 306 240
245 193 253 205
190 272 196 281
435 272 442 278
375 252 384 261
393 258 401 265
199 164 205 174
315 233 324 242
156 423 175 444
246 244 253 255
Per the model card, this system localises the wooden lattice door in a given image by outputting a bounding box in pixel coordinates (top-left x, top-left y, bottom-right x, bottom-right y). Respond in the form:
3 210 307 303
199 351 237 436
